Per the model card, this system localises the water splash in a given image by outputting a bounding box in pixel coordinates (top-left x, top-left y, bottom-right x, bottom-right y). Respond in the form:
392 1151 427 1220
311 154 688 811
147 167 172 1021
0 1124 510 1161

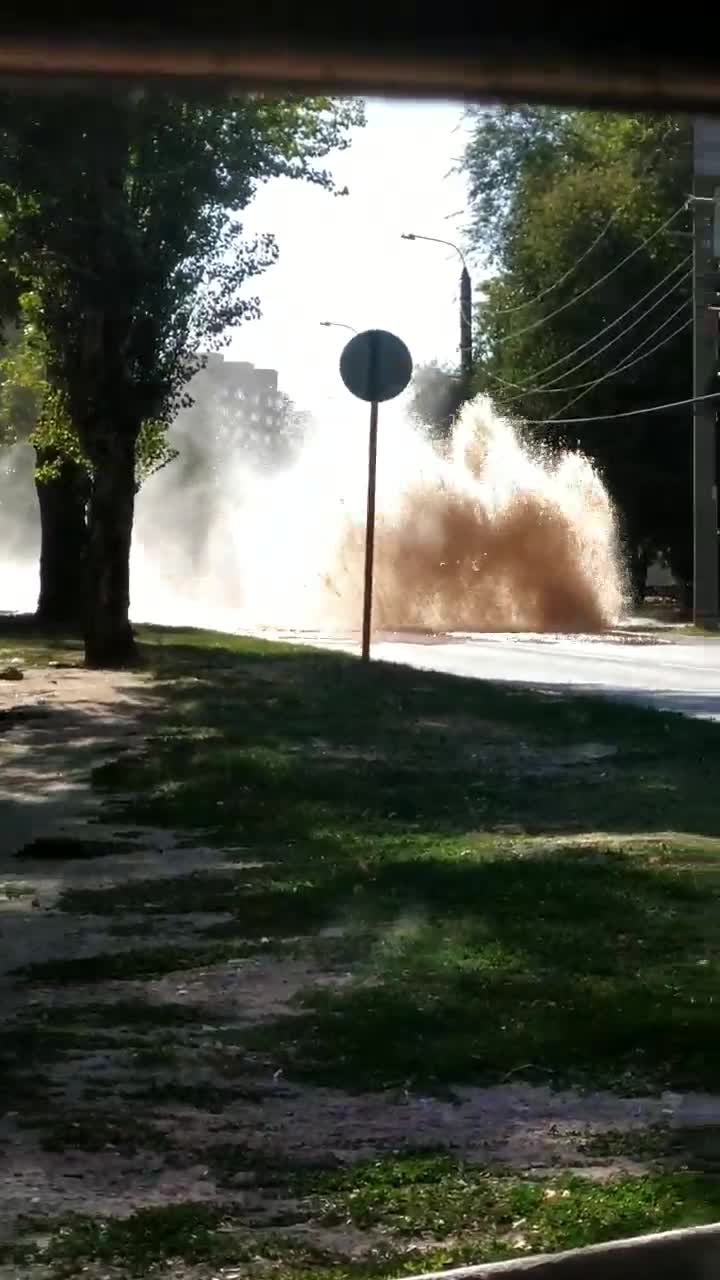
0 445 40 615
131 393 626 634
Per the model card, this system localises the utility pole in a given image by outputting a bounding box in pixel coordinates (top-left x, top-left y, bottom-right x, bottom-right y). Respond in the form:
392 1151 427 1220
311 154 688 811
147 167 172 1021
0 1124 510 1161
401 232 473 382
460 265 472 383
692 119 720 626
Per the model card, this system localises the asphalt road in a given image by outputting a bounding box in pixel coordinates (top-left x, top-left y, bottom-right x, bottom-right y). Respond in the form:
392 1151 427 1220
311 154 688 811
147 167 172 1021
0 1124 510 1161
258 625 720 721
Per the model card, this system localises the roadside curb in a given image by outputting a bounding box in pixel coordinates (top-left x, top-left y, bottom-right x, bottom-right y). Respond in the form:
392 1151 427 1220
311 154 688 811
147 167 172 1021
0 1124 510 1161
398 1220 720 1278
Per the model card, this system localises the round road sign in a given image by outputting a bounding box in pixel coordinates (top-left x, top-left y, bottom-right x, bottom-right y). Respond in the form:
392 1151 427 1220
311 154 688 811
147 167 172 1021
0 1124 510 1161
340 329 413 403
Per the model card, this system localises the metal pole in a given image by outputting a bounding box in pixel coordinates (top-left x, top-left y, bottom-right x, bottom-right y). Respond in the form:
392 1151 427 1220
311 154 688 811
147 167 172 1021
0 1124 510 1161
692 122 720 625
361 329 380 661
402 234 472 379
361 398 379 662
460 265 472 380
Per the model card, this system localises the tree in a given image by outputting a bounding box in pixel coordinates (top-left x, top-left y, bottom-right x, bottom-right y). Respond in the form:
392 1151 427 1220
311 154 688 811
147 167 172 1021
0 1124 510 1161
0 90 363 664
0 292 177 625
1 306 87 626
0 218 89 625
462 109 692 600
1 296 91 626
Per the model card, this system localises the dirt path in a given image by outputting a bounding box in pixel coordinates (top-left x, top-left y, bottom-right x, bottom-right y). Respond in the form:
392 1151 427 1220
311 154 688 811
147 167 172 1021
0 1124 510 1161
0 665 151 863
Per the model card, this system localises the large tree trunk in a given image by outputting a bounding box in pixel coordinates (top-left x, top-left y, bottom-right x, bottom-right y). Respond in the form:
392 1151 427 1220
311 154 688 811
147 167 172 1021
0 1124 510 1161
83 431 137 668
34 452 88 628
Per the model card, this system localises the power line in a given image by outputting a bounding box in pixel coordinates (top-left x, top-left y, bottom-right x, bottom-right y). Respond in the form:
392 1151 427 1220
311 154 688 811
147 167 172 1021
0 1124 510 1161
521 390 720 426
501 301 691 396
485 254 690 394
548 302 691 419
493 254 691 397
492 212 617 314
540 266 691 389
488 203 687 349
611 313 691 376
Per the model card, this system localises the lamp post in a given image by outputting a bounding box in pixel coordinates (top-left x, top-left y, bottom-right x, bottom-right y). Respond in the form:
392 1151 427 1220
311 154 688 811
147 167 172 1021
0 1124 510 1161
320 321 358 335
401 233 472 379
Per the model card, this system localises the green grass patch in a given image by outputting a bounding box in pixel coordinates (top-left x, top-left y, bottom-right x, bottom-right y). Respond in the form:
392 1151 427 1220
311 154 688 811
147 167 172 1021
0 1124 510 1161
22 1109 173 1155
205 1143 333 1190
242 840 720 1093
59 629 720 1094
13 1161 720 1278
0 1000 208 1087
0 881 36 899
13 626 720 1102
14 939 283 984
59 867 338 936
581 1125 720 1170
0 614 84 667
15 1203 239 1275
97 627 720 848
304 1154 720 1260
99 630 720 871
1 1017 118 1115
10 1201 344 1278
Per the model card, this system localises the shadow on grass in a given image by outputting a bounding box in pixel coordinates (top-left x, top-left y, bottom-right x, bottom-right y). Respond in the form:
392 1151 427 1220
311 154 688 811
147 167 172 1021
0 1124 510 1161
42 839 720 1094
5 621 720 1094
237 847 720 1094
0 612 84 662
84 625 720 846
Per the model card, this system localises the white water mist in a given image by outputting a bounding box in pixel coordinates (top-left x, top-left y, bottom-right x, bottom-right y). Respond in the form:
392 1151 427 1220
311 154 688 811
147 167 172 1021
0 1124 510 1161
131 393 626 634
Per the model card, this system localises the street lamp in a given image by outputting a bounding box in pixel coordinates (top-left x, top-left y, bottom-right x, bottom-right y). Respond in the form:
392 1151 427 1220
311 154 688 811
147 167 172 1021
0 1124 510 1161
320 321 358 335
401 233 472 379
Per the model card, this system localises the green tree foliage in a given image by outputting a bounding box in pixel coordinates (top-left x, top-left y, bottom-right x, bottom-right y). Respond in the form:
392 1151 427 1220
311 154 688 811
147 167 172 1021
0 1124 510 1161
1 293 177 487
0 292 181 626
0 89 363 663
462 109 692 597
0 294 79 460
0 292 91 624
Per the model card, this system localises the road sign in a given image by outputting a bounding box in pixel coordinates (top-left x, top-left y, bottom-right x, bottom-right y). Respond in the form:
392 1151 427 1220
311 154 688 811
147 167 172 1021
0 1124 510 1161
338 328 413 662
340 329 412 403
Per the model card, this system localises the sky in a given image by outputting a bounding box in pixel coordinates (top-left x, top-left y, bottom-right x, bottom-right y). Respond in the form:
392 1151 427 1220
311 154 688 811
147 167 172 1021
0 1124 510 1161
225 98 474 422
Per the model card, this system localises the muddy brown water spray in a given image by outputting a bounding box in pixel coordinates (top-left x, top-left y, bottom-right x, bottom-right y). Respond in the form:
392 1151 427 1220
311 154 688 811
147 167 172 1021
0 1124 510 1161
130 394 626 633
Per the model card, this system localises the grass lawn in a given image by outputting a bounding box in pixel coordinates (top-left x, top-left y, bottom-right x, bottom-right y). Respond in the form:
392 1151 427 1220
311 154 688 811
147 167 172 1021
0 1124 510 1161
4 621 720 1276
85 625 720 1096
6 1165 720 1277
0 613 85 668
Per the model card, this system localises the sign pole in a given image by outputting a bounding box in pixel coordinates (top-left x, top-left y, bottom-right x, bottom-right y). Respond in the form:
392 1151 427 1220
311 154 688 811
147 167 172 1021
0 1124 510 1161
338 327 413 663
361 398 379 662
